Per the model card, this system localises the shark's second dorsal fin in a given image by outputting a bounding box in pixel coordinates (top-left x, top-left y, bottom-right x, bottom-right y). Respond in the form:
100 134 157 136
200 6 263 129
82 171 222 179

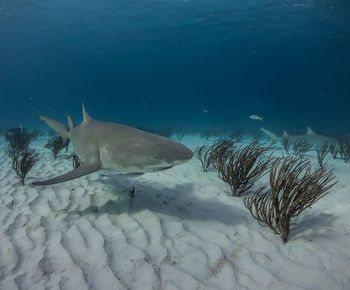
82 103 92 123
283 130 289 137
67 115 75 130
306 127 316 135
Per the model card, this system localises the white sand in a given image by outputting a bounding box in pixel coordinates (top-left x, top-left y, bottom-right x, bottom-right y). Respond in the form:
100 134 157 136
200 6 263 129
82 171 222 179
0 135 349 290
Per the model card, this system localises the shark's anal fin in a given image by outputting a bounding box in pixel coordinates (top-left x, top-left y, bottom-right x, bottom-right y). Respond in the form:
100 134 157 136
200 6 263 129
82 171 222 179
32 162 100 186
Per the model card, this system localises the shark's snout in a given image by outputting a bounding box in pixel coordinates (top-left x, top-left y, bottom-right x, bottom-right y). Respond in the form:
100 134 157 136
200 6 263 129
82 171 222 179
172 146 193 165
141 143 192 172
162 143 193 166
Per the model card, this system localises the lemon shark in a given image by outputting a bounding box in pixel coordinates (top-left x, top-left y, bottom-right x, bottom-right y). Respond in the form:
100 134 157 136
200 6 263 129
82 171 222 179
261 127 336 148
33 104 193 185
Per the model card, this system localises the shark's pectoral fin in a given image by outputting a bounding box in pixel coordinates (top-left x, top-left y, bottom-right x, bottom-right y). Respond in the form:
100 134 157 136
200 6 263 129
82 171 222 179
32 162 100 186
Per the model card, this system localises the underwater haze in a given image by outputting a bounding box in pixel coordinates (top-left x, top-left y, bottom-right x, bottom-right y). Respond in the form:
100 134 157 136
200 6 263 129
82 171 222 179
1 0 350 134
2 2 350 288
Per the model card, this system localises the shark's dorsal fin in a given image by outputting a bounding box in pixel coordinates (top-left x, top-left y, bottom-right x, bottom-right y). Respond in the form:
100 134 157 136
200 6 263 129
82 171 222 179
283 130 289 137
82 103 92 123
67 115 75 130
32 162 100 186
306 127 316 135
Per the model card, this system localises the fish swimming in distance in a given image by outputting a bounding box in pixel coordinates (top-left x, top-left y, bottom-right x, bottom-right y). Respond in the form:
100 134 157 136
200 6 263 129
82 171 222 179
249 115 264 122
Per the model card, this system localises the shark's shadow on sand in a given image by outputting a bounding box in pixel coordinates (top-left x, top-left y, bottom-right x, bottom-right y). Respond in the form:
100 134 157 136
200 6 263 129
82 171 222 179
68 174 339 241
68 174 248 227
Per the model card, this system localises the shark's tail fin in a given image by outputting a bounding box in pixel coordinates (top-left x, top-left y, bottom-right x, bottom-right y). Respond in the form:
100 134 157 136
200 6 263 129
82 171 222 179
38 114 70 140
260 128 280 142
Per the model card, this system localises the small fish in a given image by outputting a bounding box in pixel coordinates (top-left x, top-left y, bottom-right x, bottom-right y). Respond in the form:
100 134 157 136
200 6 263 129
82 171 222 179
19 124 24 134
249 115 264 122
203 109 209 114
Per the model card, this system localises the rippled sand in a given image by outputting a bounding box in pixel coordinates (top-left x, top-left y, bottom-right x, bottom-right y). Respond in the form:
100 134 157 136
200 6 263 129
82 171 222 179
0 136 349 289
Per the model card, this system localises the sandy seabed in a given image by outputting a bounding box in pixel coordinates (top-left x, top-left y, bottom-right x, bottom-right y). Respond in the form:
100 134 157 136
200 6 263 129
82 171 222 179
0 136 349 290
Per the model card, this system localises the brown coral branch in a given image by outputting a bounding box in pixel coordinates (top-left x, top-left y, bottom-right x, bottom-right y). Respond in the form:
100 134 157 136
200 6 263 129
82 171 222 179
12 150 39 185
244 156 337 243
194 144 213 172
211 141 274 196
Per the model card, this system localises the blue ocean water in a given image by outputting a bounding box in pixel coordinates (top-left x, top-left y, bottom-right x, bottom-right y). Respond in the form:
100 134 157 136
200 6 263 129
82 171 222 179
1 0 349 135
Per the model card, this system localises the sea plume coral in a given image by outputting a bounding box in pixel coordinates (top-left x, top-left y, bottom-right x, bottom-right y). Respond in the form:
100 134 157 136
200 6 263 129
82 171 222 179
243 156 337 243
12 150 39 185
211 140 274 196
337 135 350 162
316 141 331 170
44 136 69 159
292 137 314 159
5 128 38 152
194 144 213 172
